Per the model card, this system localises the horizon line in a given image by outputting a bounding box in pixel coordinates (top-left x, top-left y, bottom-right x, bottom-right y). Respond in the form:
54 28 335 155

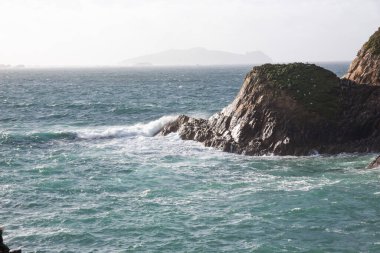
0 60 353 69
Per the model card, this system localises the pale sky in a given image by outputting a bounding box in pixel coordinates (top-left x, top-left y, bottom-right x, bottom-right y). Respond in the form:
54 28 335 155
0 0 379 66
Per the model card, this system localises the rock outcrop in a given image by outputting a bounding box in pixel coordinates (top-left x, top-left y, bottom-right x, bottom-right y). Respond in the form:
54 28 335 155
159 28 380 156
344 27 380 85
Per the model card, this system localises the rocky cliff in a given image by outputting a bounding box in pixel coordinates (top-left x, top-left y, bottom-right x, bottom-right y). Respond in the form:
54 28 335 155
159 28 380 156
344 27 380 85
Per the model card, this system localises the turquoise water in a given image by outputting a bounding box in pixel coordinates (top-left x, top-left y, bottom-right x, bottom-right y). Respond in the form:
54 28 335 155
1 64 380 252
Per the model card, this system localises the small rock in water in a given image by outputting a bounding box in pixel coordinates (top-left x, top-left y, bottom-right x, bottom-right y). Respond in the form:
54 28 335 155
367 155 380 169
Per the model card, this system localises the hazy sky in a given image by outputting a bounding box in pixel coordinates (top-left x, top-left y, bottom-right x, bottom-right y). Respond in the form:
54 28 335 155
0 0 379 66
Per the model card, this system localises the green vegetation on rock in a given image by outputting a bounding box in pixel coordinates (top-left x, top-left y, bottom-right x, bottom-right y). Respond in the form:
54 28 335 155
363 27 380 55
255 63 341 118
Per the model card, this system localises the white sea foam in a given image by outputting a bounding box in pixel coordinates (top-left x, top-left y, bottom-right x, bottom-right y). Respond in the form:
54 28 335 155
140 189 151 197
76 115 178 140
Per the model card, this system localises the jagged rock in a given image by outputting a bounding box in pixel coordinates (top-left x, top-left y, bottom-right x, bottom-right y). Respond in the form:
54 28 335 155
159 28 380 156
344 27 380 85
367 155 380 169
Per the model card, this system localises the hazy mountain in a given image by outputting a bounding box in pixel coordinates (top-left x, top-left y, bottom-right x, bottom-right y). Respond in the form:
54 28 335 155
120 48 272 66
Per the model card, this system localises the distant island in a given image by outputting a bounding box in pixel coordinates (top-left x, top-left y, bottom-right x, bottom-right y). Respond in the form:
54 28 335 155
120 47 272 66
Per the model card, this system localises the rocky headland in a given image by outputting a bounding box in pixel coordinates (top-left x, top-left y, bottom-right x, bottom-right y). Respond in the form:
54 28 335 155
158 28 380 159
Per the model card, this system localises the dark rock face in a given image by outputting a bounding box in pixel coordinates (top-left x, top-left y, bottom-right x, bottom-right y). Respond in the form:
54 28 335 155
159 28 380 156
344 27 380 86
337 81 380 153
367 155 380 169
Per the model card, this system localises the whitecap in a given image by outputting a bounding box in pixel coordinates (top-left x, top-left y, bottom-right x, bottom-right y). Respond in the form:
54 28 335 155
76 115 178 140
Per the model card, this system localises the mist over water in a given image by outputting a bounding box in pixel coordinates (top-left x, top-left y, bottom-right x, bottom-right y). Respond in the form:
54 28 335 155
1 64 380 252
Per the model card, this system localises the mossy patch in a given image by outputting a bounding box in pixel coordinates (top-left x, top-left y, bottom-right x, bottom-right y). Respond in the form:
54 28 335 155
363 27 380 55
254 63 341 118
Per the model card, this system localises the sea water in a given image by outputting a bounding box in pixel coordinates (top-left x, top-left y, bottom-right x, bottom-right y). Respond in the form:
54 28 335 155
1 63 380 252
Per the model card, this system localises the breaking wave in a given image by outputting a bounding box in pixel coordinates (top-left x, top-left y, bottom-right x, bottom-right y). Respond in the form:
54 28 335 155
76 115 177 139
1 115 178 144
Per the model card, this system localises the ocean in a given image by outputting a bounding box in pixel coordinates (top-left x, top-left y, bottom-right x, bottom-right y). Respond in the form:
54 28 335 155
1 63 380 252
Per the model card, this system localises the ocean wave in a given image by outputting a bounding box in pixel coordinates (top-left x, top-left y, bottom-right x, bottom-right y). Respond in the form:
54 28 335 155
76 115 177 139
0 115 178 145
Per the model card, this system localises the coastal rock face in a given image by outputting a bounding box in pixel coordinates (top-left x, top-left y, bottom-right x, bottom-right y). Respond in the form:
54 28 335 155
160 63 380 155
344 27 380 85
159 28 380 156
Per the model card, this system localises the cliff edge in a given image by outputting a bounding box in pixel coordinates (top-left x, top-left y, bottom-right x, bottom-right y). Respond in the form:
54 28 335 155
344 27 380 85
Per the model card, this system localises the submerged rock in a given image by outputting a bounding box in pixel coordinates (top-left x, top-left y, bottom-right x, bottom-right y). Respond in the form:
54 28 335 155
344 27 380 86
159 28 380 156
